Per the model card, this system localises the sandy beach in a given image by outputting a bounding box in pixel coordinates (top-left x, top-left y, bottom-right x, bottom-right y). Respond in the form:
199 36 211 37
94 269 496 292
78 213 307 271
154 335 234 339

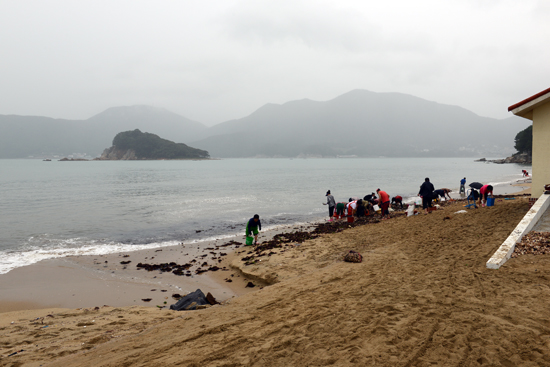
0 222 318 313
3 186 550 366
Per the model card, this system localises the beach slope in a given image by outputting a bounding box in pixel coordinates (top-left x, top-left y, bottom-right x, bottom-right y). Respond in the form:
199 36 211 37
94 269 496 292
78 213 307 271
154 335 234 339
3 198 550 366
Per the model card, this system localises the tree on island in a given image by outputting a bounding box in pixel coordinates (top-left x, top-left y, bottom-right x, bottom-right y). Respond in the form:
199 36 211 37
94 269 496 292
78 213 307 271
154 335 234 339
111 129 209 159
514 125 532 155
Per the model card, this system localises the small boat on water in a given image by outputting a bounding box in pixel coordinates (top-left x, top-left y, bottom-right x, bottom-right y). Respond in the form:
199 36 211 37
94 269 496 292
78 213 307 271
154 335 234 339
43 159 51 161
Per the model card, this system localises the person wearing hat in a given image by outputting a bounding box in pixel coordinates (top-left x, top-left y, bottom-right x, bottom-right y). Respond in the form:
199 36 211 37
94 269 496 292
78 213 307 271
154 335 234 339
245 214 261 246
323 190 336 220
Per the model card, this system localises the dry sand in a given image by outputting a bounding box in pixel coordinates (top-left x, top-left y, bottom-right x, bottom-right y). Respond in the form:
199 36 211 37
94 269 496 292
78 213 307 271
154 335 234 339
3 196 550 366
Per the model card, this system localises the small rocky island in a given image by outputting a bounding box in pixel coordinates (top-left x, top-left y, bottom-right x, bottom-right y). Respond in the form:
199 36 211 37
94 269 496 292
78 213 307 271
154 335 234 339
476 125 532 164
489 152 531 164
475 152 532 164
96 129 209 160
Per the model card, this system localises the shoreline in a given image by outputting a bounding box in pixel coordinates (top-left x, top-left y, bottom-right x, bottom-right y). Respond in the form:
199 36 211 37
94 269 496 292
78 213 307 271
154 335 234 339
0 179 532 313
0 222 319 313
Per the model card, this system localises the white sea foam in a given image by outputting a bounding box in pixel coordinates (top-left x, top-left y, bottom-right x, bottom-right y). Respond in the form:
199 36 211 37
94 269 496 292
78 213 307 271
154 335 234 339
0 219 325 274
0 240 181 275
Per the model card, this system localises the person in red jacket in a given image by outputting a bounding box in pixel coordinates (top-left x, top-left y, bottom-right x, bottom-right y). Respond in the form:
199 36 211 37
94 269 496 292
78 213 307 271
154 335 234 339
391 195 403 209
376 188 391 219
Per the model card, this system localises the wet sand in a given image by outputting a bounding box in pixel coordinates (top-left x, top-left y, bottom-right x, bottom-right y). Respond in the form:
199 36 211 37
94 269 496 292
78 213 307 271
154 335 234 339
4 196 550 366
0 223 317 313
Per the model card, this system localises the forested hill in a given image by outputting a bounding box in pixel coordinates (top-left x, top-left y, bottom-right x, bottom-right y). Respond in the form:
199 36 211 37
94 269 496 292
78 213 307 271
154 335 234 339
99 129 209 160
189 90 529 158
0 105 208 158
0 91 531 158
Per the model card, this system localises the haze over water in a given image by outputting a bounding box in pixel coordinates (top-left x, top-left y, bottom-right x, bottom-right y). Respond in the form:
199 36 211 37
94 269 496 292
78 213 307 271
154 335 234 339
0 158 530 274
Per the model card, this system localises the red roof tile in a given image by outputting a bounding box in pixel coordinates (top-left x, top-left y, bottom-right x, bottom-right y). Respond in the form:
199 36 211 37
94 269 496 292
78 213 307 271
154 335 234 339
508 87 550 111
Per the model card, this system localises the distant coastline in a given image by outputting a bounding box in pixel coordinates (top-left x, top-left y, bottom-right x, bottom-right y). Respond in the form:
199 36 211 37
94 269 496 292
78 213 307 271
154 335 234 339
475 152 531 165
57 157 215 161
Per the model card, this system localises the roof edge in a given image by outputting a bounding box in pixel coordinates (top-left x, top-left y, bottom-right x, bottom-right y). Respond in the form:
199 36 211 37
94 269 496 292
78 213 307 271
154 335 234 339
508 87 550 111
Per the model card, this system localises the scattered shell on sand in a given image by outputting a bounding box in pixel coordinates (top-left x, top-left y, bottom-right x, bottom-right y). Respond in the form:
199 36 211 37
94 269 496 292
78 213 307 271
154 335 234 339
512 231 550 258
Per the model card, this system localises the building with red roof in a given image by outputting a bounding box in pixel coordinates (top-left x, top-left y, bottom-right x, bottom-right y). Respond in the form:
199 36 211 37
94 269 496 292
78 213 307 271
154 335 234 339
508 87 550 197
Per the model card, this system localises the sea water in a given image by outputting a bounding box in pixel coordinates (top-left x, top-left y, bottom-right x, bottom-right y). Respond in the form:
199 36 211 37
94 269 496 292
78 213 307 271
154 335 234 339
0 158 530 274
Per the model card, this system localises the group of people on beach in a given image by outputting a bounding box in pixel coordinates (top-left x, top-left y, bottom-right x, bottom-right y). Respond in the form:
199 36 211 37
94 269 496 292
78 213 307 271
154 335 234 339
417 178 456 214
322 175 497 219
323 188 400 220
247 174 503 245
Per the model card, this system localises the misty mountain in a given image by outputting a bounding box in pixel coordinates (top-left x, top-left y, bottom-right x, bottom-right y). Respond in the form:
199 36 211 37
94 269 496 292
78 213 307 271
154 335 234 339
0 106 207 158
0 91 529 158
190 90 529 158
87 106 208 144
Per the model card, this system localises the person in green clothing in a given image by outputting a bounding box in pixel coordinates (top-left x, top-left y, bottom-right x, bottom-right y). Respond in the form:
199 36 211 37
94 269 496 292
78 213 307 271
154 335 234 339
335 202 346 220
245 214 261 246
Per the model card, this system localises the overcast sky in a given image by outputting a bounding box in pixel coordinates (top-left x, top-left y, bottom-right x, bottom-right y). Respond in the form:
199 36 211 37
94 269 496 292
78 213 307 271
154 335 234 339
1 0 548 125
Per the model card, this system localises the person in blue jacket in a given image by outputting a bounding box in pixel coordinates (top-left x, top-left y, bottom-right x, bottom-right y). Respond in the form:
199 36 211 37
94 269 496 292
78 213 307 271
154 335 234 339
245 214 261 245
460 177 466 194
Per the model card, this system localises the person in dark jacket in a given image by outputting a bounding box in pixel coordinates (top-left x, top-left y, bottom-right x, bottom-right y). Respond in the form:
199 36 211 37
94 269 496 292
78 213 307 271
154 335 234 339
245 214 261 245
356 199 367 217
418 177 435 214
363 193 377 205
434 188 452 201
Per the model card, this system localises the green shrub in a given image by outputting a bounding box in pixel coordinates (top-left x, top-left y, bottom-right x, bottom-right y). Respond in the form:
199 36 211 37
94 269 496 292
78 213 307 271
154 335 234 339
514 125 532 154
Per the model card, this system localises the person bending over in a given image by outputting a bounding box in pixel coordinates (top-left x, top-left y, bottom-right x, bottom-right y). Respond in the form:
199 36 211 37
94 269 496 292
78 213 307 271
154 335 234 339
363 193 377 205
391 195 403 209
335 202 346 219
356 199 367 217
479 185 494 207
346 198 357 217
434 188 452 201
467 189 480 207
246 214 261 246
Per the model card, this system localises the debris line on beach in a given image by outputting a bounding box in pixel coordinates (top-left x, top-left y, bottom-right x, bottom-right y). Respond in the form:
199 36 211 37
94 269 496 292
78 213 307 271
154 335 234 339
512 231 550 257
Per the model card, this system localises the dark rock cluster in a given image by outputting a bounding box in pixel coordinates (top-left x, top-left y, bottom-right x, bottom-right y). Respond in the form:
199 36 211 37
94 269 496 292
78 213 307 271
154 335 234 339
169 289 219 311
489 152 532 164
135 241 236 276
136 261 194 276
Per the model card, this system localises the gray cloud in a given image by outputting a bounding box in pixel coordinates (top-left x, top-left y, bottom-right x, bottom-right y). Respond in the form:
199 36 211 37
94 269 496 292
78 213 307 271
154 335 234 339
0 0 548 124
